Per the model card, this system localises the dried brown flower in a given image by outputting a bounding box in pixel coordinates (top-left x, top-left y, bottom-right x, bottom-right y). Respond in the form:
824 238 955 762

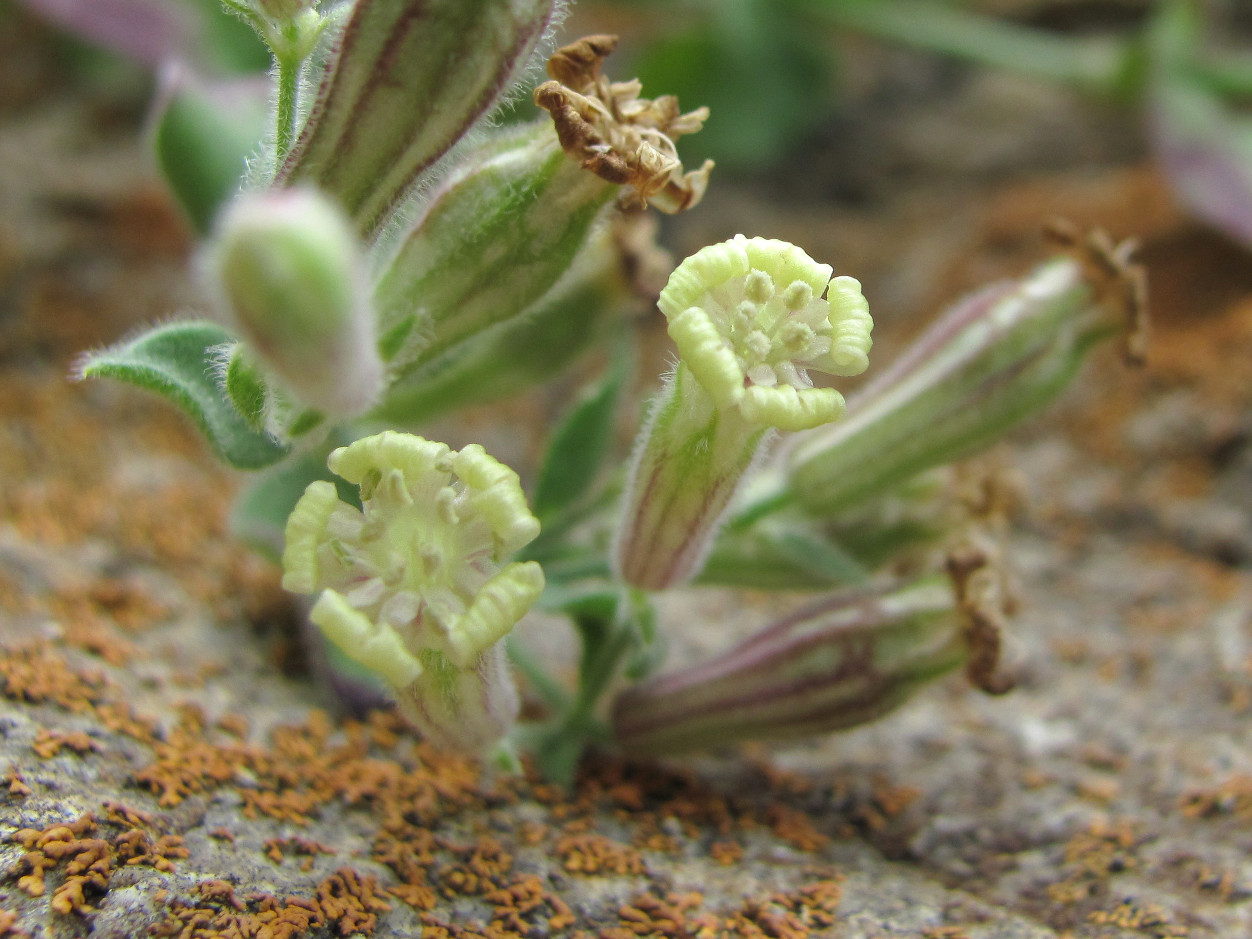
534 35 713 214
947 542 1017 695
1044 218 1149 366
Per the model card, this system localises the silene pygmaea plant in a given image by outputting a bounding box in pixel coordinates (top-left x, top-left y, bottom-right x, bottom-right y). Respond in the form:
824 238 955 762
76 0 1150 782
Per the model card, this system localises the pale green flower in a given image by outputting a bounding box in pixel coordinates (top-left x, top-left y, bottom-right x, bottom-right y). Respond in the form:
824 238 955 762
659 234 873 431
282 431 544 750
614 235 873 589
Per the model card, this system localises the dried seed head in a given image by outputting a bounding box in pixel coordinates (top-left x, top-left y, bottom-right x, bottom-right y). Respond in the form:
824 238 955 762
533 35 713 214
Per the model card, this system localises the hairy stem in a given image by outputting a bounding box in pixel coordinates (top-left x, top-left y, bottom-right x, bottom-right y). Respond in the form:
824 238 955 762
273 54 299 165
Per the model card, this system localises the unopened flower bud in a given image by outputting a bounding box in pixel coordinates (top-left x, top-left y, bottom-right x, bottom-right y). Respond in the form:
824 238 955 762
204 187 383 418
612 561 1011 755
614 235 873 590
787 226 1147 516
281 432 544 751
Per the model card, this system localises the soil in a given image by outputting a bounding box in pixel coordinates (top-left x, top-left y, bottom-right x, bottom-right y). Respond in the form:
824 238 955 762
2 3 1252 938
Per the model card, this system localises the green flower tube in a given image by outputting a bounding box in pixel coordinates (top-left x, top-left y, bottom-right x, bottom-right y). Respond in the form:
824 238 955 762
786 227 1147 517
281 432 544 752
372 34 711 380
612 577 963 755
371 123 618 378
273 0 560 239
613 549 1014 755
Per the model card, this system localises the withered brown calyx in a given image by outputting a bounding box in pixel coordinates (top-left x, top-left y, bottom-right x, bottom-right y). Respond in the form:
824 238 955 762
534 35 713 214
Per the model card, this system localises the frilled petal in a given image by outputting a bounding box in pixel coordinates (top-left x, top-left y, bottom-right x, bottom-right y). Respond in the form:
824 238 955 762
281 480 341 593
741 385 846 432
444 561 546 668
667 306 745 410
311 589 426 690
656 235 873 430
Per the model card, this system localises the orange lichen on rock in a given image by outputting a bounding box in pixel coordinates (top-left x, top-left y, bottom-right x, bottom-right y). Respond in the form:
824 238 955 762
696 884 841 939
0 908 28 939
0 641 158 746
763 803 830 853
316 869 392 934
31 728 101 759
607 881 842 939
154 870 390 938
155 879 317 939
113 829 189 872
0 643 108 712
9 810 187 919
5 769 32 798
1088 899 1183 936
437 836 514 897
484 875 577 934
1179 775 1252 822
556 832 646 876
263 836 335 869
1046 818 1141 906
615 892 704 938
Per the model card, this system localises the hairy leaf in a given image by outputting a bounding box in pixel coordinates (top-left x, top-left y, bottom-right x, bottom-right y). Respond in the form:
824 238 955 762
78 321 289 469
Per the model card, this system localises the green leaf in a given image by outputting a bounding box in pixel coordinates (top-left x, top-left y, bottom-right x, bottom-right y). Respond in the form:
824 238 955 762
154 71 265 234
533 358 626 520
629 0 832 169
223 344 267 431
78 320 289 469
229 447 353 560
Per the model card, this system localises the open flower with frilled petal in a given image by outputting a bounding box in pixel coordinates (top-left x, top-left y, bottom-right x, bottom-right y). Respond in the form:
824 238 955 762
614 236 873 590
282 431 544 751
661 234 873 431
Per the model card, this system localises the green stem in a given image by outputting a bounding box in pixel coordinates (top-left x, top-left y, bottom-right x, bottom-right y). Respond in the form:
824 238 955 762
574 607 638 718
530 590 644 783
807 0 1136 95
1194 51 1252 99
506 637 570 712
274 55 299 165
727 478 795 531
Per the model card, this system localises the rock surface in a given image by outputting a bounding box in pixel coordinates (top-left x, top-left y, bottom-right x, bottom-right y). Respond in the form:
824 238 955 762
2 5 1252 938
